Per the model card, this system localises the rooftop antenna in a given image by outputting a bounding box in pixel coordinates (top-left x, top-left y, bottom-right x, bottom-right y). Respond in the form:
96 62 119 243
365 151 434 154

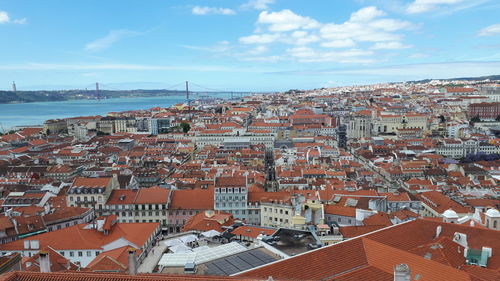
96 82 100 101
11 81 16 92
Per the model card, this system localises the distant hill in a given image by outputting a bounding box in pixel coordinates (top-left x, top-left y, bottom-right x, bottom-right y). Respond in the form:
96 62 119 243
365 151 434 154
407 75 500 84
0 89 186 104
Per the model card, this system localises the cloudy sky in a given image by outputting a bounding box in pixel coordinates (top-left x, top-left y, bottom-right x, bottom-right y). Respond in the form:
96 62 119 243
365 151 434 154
1 0 500 91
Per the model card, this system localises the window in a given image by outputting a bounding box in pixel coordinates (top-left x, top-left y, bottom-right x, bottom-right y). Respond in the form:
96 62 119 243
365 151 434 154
78 251 83 257
70 252 74 257
96 251 100 256
86 251 92 257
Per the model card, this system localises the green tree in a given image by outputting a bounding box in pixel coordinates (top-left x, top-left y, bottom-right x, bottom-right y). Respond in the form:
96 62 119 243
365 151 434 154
471 115 481 122
180 122 191 134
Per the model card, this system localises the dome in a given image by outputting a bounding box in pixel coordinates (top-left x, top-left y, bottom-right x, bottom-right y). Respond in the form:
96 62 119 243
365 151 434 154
442 209 458 218
485 208 500 218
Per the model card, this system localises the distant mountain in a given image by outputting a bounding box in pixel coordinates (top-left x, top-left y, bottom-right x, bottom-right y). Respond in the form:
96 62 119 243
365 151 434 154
407 75 500 84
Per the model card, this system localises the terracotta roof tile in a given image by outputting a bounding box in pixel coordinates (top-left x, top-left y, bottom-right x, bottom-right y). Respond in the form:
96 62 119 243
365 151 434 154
1 222 159 251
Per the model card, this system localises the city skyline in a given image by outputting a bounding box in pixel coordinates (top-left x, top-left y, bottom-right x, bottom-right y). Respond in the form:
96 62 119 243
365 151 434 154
1 0 500 91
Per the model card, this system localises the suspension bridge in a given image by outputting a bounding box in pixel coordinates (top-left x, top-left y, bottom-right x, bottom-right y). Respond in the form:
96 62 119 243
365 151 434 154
78 81 252 105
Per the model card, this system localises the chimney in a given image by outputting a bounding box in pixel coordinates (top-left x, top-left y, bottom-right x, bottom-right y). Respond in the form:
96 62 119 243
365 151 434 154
39 251 51 273
128 248 137 275
435 226 442 239
393 264 410 281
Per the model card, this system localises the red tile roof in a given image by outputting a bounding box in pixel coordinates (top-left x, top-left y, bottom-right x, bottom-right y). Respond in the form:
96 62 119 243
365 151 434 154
170 188 213 210
134 187 170 204
323 205 356 217
0 272 260 281
231 226 276 239
238 219 500 280
416 191 472 214
86 246 137 272
1 222 159 251
363 212 392 227
339 225 386 238
72 177 111 188
182 211 234 232
22 246 78 272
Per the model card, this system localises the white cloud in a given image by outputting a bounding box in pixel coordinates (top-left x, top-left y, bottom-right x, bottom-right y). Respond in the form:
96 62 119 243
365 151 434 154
85 30 140 51
371 41 411 50
236 6 414 63
409 53 431 58
289 31 320 45
350 6 386 22
286 47 375 63
257 10 320 32
192 6 236 15
0 10 26 24
241 0 275 10
320 6 413 43
240 33 281 44
13 18 27 24
239 55 283 62
0 11 9 23
478 23 500 36
407 0 463 14
321 39 357 48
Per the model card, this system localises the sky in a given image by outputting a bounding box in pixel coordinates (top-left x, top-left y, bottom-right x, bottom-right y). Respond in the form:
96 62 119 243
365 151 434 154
1 0 500 92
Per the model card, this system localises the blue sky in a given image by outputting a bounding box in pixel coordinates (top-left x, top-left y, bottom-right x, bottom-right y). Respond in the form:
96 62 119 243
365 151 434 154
1 0 500 91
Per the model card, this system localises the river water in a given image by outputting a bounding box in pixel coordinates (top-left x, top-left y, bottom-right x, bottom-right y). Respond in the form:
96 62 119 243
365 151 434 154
0 93 233 130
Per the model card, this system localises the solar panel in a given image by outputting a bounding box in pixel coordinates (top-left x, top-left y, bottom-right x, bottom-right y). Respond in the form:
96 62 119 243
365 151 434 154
203 248 280 275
